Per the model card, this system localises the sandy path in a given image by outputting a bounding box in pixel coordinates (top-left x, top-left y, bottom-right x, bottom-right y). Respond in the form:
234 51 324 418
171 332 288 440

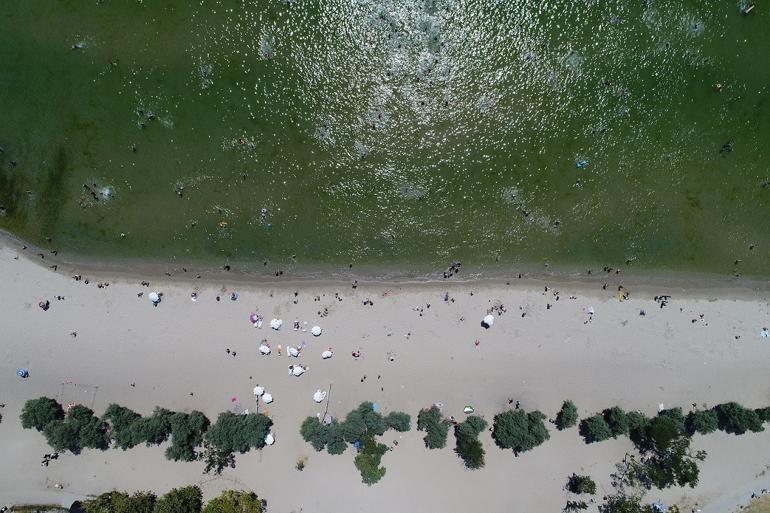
0 244 769 512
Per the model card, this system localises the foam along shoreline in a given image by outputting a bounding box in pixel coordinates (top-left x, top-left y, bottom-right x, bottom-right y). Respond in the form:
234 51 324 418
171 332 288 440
1 240 769 513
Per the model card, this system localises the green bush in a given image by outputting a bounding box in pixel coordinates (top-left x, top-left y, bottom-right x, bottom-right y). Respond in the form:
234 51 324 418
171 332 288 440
685 409 719 435
454 416 487 469
300 416 328 452
154 486 202 513
353 431 388 485
206 412 273 454
43 419 80 453
417 405 451 449
492 409 550 454
555 400 579 430
202 439 236 475
20 397 64 431
325 420 348 455
714 402 764 434
165 411 209 462
102 404 142 450
202 490 263 513
579 415 612 444
130 407 173 446
603 407 629 437
566 474 597 495
756 407 770 422
62 405 108 451
657 407 686 435
384 411 411 432
626 411 650 446
81 490 156 513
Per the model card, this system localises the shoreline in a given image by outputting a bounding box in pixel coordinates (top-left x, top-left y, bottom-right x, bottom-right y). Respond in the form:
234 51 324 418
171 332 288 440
2 229 768 296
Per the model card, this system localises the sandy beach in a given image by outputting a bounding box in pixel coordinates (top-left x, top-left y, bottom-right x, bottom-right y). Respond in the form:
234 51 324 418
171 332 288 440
1 241 769 513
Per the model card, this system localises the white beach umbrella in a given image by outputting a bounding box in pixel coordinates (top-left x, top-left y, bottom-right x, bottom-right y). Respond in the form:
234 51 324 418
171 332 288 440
148 292 160 303
287 346 300 357
313 389 327 403
321 349 333 359
270 318 282 330
253 386 265 396
263 393 273 404
264 433 275 445
291 365 306 377
311 325 322 337
482 314 494 328
259 344 271 355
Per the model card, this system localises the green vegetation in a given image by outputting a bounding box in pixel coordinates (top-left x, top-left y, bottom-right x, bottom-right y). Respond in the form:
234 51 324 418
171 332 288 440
201 490 263 513
299 402 409 485
685 409 718 435
599 493 680 513
579 414 613 443
165 411 210 462
131 408 173 446
39 405 107 454
555 400 579 430
353 431 388 486
206 412 273 454
491 409 550 455
80 488 263 513
102 404 142 450
566 474 597 495
603 407 629 437
564 500 589 512
416 405 451 449
453 415 488 469
714 402 764 434
153 486 202 513
20 397 64 431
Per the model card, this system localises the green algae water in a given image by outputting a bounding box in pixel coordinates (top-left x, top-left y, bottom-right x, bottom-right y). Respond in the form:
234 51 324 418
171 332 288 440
0 0 768 275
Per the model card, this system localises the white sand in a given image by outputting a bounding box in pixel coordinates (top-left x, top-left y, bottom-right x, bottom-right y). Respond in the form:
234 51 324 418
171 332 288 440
1 243 769 512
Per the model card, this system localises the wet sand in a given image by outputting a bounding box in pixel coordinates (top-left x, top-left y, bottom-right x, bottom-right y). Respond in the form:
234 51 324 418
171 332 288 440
0 241 769 513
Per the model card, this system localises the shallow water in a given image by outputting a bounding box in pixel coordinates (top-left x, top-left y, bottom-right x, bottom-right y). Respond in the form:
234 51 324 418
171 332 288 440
0 1 768 275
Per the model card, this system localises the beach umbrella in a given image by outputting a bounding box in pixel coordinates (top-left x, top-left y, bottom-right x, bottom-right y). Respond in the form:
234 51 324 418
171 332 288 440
321 349 333 359
270 318 282 330
253 385 265 396
463 406 475 414
291 365 306 376
249 313 259 324
148 292 160 304
263 393 273 404
264 433 275 445
482 314 494 328
16 368 29 378
287 346 300 357
313 389 327 403
259 344 271 355
311 325 322 337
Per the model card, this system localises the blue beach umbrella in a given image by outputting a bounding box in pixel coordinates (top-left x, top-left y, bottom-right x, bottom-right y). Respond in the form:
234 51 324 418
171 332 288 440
16 368 29 378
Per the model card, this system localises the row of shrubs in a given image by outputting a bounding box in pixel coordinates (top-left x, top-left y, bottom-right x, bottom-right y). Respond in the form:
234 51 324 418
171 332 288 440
20 397 272 472
578 401 770 444
79 487 262 513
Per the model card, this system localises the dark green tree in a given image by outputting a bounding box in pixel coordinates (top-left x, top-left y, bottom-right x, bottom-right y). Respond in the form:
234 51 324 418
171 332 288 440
555 400 579 430
353 431 388 485
201 439 236 475
20 397 64 431
564 500 589 512
579 414 613 444
685 409 719 435
130 407 173 446
165 410 209 462
325 420 348 455
417 405 451 449
206 412 273 454
43 419 80 453
154 486 202 513
81 490 156 513
300 416 328 452
626 411 650 446
102 404 141 450
202 490 263 513
454 416 487 469
713 402 764 434
67 405 109 451
603 407 629 437
756 407 770 423
384 411 411 432
566 474 597 495
492 409 550 454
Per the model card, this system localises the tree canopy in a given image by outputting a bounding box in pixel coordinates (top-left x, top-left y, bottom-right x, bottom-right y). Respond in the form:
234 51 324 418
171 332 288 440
555 400 579 430
20 397 64 431
492 409 550 454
